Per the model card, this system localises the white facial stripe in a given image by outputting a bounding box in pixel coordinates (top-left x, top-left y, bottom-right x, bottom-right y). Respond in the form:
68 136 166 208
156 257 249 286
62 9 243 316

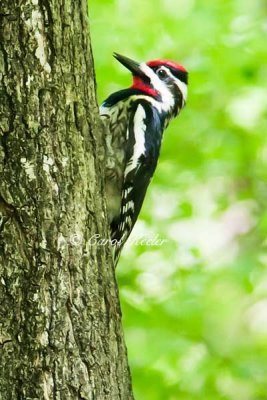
174 77 187 104
158 67 187 103
139 63 175 112
139 62 188 109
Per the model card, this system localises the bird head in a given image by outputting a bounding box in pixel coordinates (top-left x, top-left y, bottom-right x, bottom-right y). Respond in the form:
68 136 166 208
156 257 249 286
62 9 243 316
113 52 188 114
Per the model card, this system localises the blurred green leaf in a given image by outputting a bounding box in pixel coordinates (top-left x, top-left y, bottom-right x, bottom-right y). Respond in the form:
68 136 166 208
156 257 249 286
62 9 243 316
90 0 267 398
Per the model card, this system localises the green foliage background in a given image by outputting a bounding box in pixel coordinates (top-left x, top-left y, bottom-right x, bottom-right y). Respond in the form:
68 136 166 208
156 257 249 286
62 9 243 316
90 1 267 398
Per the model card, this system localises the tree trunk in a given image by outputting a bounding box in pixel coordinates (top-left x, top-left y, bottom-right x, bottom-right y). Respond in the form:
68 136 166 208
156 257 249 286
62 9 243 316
0 1 133 399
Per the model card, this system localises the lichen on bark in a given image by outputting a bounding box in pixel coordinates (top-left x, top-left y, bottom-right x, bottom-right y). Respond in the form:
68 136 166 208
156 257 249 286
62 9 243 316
0 1 133 398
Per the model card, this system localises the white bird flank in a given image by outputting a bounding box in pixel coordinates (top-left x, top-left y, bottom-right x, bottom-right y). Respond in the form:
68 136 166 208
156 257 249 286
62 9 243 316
124 104 146 176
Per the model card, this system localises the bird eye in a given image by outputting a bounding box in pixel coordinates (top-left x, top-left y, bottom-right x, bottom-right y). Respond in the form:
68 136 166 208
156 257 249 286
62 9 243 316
156 68 167 79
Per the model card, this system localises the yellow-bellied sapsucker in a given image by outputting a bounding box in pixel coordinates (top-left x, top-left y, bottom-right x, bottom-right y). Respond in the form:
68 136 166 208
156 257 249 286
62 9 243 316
101 53 188 265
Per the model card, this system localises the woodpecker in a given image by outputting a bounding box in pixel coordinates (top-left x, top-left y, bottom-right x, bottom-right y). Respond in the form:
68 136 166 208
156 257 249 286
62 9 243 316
101 53 188 265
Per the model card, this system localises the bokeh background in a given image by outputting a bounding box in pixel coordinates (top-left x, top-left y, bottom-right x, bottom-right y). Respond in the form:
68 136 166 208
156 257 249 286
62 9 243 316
90 1 267 399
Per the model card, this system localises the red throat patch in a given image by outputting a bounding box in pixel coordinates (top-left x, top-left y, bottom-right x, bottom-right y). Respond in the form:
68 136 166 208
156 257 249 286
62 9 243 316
131 76 158 97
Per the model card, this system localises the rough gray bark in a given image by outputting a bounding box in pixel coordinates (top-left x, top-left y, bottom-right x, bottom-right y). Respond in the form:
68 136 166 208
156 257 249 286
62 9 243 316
0 1 133 399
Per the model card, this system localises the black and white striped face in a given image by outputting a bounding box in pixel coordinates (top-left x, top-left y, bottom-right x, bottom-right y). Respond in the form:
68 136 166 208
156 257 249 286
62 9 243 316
141 61 188 113
113 53 188 116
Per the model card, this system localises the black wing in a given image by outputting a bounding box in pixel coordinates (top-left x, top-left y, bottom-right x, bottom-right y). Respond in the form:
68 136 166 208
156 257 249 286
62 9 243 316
112 100 163 265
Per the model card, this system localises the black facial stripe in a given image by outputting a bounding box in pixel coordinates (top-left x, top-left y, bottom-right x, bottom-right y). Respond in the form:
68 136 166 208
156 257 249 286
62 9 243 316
151 65 188 84
168 67 188 84
171 85 184 114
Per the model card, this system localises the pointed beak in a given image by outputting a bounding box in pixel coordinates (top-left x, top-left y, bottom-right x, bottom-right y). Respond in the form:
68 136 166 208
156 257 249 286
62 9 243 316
113 53 146 79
